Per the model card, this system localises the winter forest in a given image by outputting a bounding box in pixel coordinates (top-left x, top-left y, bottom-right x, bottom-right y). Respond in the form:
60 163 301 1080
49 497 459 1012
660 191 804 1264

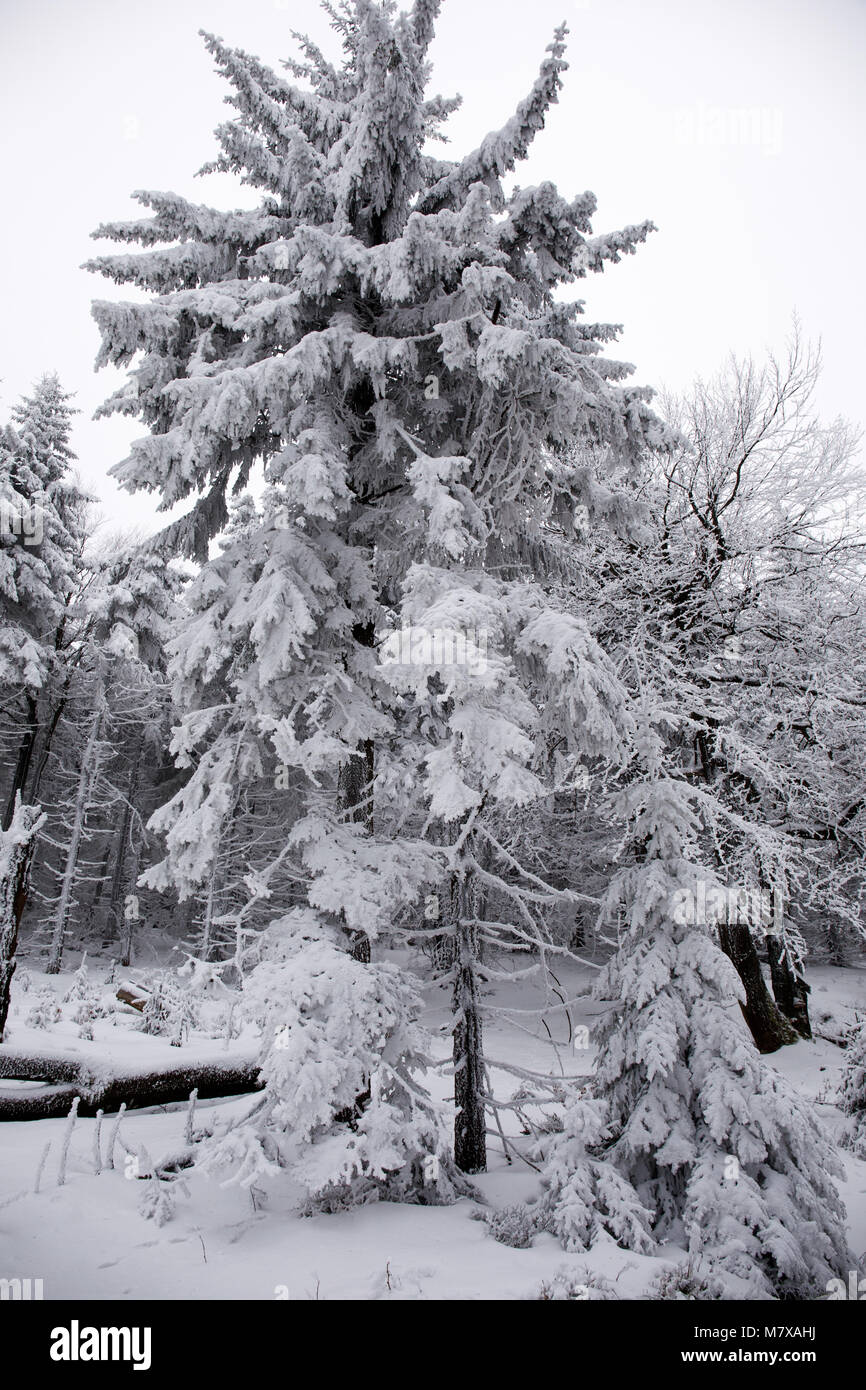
2 0 866 1311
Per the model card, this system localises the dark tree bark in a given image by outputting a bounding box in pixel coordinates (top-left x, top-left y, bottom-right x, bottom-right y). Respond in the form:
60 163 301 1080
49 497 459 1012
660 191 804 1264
27 689 70 804
717 921 799 1052
0 1051 263 1121
766 935 812 1039
453 958 486 1172
825 916 849 967
450 872 486 1173
3 695 39 831
430 929 456 976
0 800 44 1040
337 622 376 964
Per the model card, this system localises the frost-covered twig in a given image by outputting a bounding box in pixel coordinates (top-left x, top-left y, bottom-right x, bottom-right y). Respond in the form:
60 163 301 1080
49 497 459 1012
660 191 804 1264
57 1095 80 1186
184 1088 198 1146
107 1101 127 1169
34 1140 51 1193
93 1108 104 1174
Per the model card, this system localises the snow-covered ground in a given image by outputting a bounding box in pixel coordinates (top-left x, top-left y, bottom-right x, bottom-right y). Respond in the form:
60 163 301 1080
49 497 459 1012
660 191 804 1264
2 953 865 1300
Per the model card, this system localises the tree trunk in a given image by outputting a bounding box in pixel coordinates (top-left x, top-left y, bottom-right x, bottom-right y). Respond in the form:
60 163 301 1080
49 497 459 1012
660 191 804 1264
450 871 486 1173
198 863 219 963
337 625 375 963
825 920 848 967
86 835 115 926
110 737 143 966
717 921 799 1052
687 716 799 1052
0 800 44 1040
46 702 104 974
0 1049 263 1120
766 935 812 1039
3 695 39 831
119 849 142 969
430 929 456 975
26 688 70 804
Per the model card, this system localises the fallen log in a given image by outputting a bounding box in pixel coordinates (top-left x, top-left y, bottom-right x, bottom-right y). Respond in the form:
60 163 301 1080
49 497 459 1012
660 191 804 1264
0 1049 263 1121
116 984 150 1013
0 1051 83 1084
0 1082 80 1120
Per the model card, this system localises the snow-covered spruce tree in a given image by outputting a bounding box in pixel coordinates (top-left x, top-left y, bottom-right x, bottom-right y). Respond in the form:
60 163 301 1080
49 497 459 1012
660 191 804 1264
536 704 851 1298
0 377 96 994
87 1 662 1179
0 376 92 831
138 494 317 974
839 1016 866 1158
376 568 637 1172
201 908 471 1206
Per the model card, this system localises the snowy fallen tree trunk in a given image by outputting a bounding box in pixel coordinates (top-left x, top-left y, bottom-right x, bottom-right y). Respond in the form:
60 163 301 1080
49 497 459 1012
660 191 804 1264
0 1050 263 1121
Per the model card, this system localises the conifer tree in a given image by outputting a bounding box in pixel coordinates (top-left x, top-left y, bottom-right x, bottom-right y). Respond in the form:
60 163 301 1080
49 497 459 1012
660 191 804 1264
537 701 851 1297
839 1016 866 1158
88 0 662 1176
0 376 91 829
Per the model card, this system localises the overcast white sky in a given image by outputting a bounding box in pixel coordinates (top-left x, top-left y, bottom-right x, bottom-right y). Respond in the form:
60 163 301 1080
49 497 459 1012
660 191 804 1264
1 0 863 535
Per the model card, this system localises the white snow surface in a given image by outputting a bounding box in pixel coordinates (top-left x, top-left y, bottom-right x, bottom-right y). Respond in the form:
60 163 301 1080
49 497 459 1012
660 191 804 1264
1 953 864 1301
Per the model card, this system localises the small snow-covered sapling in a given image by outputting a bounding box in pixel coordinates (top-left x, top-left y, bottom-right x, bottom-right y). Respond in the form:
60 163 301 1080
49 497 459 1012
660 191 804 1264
57 1096 80 1186
106 1101 127 1170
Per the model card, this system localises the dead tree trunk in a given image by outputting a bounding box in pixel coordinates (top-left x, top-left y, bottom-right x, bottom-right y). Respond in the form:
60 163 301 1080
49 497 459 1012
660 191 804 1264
86 835 115 925
109 736 143 966
119 843 143 969
717 921 799 1052
46 700 104 974
198 860 220 963
0 800 45 1040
